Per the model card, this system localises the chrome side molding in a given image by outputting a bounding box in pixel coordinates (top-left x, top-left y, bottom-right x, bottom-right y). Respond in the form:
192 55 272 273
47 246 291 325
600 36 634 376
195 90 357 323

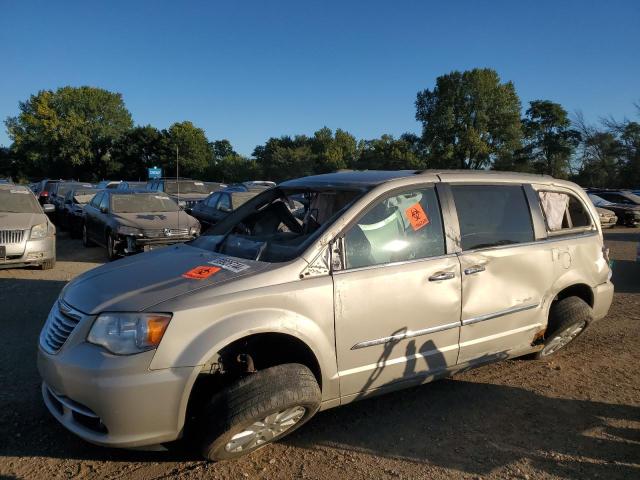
462 303 539 326
351 322 460 350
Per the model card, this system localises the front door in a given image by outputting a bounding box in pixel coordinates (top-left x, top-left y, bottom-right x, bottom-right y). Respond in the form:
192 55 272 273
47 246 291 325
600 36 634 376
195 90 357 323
450 184 551 363
334 185 462 400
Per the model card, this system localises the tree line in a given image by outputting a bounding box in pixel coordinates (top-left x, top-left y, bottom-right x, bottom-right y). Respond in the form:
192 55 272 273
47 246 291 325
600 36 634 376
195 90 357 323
1 69 638 187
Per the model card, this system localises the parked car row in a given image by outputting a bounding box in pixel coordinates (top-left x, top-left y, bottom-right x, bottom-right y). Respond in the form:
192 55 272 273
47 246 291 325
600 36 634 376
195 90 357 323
3 176 272 267
586 188 640 227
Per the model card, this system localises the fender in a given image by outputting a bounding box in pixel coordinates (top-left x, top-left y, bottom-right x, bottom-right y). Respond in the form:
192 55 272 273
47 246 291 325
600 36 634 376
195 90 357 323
149 275 340 402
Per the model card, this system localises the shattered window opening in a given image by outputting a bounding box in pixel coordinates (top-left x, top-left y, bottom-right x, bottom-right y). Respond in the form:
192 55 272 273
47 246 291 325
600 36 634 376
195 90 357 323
191 186 366 263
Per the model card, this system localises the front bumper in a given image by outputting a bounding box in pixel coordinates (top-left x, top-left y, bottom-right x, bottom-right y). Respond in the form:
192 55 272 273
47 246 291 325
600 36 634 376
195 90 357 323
118 235 196 254
38 341 197 448
0 235 55 269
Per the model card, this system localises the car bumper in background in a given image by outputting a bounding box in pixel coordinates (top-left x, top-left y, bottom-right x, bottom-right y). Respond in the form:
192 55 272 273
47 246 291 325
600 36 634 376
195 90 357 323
0 235 55 269
119 235 197 254
38 343 197 448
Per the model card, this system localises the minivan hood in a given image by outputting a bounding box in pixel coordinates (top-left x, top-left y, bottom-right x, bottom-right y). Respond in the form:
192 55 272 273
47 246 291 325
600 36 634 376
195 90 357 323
0 212 46 230
62 244 268 314
113 211 197 230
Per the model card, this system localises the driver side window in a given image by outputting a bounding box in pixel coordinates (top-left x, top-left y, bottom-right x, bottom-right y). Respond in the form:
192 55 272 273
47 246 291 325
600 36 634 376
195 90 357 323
343 187 445 269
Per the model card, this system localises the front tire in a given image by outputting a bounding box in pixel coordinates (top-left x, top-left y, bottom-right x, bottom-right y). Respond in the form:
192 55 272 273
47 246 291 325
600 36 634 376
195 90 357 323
200 363 321 461
536 296 592 359
106 232 118 260
82 224 94 247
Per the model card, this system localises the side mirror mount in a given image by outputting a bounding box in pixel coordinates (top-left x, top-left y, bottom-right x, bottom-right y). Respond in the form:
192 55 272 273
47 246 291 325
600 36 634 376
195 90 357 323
100 206 108 214
331 237 345 272
43 204 55 214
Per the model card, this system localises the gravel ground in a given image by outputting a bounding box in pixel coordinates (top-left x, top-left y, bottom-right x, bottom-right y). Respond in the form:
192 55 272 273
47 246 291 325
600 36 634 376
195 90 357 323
0 228 638 480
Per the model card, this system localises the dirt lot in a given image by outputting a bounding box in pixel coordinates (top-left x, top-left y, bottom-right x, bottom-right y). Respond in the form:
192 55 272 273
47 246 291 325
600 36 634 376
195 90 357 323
0 229 638 480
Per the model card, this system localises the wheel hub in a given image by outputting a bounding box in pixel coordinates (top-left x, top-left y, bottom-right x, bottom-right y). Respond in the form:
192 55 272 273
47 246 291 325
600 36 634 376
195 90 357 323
542 321 586 356
224 406 306 453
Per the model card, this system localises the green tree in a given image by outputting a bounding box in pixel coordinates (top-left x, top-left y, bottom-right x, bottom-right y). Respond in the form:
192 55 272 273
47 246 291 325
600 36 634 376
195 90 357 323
309 127 358 173
575 130 622 187
252 135 315 181
208 154 261 183
618 121 640 187
355 134 425 170
516 100 580 177
5 86 133 179
211 139 236 160
162 121 211 178
416 68 522 169
112 125 163 180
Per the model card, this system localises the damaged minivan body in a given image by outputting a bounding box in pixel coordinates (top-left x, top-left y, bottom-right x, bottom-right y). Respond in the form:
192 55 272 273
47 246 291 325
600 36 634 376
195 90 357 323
38 170 613 460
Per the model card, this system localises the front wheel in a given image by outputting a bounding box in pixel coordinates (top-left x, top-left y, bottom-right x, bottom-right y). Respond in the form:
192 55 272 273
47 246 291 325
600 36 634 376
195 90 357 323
106 232 118 260
199 363 321 461
82 224 94 247
536 296 592 359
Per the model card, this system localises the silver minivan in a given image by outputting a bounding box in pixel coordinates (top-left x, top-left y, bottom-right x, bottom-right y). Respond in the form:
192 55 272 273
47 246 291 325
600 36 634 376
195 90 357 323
38 170 613 460
1 184 56 269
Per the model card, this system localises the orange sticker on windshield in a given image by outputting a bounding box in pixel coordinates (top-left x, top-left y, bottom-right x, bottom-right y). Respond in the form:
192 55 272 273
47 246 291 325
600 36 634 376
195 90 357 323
405 203 429 231
182 266 221 280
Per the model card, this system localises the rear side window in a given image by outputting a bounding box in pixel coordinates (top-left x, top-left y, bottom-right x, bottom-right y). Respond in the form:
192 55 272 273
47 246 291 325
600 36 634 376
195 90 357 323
451 185 534 250
218 193 231 211
538 191 592 231
344 187 445 269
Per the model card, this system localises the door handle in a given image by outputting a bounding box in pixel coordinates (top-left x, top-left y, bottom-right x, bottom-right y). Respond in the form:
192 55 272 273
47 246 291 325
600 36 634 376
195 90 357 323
464 265 485 275
428 271 455 281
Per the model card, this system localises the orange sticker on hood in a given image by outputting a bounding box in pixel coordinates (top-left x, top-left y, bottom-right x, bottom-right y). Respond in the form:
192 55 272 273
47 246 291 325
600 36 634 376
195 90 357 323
405 203 429 231
182 265 221 279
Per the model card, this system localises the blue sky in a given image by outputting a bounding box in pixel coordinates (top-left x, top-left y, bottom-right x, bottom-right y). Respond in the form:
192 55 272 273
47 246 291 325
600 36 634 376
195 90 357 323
1 0 638 155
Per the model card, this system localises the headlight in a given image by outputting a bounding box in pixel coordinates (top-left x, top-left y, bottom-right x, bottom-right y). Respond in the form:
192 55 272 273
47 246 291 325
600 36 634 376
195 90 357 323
190 224 200 236
178 200 186 207
117 225 142 236
30 222 50 239
87 313 172 355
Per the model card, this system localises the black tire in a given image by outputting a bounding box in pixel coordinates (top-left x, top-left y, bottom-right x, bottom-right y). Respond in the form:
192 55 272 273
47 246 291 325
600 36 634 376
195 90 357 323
535 296 593 359
200 363 321 461
82 223 94 247
106 232 118 260
40 258 56 270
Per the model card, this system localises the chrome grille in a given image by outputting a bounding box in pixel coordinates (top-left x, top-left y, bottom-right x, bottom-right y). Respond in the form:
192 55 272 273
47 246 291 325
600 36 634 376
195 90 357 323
40 301 83 354
0 229 26 245
143 228 190 238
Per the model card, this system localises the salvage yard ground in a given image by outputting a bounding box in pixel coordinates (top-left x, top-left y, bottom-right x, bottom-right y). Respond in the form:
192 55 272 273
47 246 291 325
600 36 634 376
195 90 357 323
0 229 638 479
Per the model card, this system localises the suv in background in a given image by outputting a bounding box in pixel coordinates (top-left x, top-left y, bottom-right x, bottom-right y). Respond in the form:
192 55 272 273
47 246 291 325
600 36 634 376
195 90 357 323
38 170 613 461
146 177 211 208
33 179 62 205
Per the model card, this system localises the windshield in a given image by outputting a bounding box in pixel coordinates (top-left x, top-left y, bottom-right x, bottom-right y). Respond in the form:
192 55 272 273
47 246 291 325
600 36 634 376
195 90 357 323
588 194 613 206
73 190 97 204
58 183 92 196
111 194 179 213
164 180 209 194
0 189 41 213
191 186 366 263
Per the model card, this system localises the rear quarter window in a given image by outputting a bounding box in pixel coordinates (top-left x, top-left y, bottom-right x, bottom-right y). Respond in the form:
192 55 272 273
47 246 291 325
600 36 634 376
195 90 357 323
538 191 592 232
